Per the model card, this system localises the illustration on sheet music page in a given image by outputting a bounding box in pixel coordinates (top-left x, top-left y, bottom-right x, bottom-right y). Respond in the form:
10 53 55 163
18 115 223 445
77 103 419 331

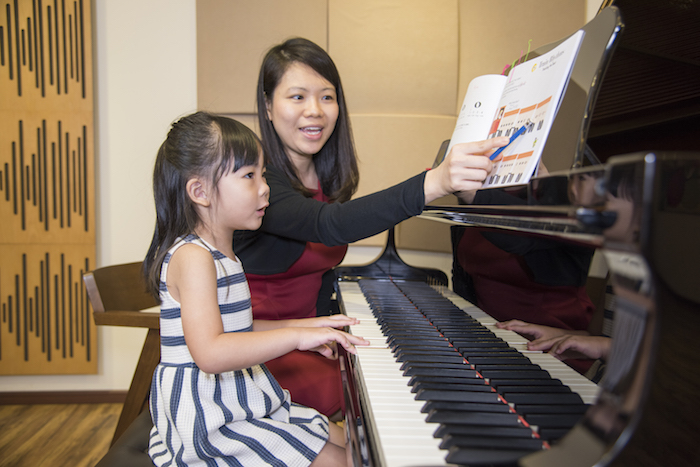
447 30 584 188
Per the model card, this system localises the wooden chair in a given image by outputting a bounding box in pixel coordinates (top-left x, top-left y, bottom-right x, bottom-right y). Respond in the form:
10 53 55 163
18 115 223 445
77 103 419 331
83 261 160 446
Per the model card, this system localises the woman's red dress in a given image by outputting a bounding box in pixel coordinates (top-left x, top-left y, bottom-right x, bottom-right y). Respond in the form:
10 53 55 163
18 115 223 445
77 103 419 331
246 188 347 417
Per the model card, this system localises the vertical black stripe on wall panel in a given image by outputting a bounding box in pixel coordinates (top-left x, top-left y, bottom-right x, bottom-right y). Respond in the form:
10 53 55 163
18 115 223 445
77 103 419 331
78 0 83 97
59 254 64 358
11 144 18 214
14 0 22 95
61 0 66 94
19 121 26 230
32 0 38 87
82 126 87 230
84 257 89 360
65 132 70 227
68 263 72 357
38 0 45 96
26 18 32 72
34 286 39 337
1 25 5 67
6 5 13 79
31 153 36 206
22 255 28 360
14 276 20 345
52 0 58 94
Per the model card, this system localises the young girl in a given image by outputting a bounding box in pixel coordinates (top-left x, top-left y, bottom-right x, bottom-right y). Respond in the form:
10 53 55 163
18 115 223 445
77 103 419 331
143 111 367 467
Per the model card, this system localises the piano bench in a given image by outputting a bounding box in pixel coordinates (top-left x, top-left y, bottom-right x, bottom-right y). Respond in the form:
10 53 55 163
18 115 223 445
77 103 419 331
96 409 155 467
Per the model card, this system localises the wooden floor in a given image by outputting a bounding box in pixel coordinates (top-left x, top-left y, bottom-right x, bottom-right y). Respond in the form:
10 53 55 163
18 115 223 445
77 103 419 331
0 403 121 467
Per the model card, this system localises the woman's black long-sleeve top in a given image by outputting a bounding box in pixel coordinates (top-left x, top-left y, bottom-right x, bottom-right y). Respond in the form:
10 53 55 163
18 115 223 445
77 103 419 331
233 165 428 277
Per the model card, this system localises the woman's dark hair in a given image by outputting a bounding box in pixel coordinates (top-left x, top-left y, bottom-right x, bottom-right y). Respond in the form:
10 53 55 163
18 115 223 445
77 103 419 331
143 111 261 299
257 37 359 202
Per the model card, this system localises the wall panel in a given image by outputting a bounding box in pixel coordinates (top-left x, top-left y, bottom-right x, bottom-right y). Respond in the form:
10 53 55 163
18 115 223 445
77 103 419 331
197 0 328 114
329 0 459 115
0 0 95 375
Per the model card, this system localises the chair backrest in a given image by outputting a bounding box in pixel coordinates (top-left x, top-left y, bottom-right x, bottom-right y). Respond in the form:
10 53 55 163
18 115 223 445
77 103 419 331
83 262 160 328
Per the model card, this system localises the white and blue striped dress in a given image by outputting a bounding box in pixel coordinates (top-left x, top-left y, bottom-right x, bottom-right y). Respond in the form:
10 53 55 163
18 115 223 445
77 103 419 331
148 235 330 467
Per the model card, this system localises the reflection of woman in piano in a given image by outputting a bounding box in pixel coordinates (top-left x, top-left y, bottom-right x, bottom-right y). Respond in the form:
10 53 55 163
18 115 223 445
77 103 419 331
233 37 509 420
452 162 599 374
490 163 640 380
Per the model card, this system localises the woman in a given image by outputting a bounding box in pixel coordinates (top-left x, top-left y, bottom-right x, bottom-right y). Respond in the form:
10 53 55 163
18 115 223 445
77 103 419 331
234 37 507 419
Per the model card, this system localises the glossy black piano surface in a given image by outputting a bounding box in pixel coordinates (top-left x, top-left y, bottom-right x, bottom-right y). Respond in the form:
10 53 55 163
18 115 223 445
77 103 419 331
335 1 700 465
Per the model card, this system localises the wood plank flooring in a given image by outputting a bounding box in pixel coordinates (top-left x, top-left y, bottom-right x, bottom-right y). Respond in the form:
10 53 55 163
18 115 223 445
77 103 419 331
0 403 121 467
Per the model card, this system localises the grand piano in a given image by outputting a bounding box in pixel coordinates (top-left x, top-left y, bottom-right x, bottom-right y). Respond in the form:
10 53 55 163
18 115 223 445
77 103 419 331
334 2 700 466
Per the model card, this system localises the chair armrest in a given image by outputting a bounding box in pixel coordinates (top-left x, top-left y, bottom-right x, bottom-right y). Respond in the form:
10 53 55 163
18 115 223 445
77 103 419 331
93 311 160 329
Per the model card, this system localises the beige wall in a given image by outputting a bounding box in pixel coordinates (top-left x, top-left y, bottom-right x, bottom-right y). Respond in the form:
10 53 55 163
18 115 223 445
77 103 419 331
1 0 599 394
197 0 586 253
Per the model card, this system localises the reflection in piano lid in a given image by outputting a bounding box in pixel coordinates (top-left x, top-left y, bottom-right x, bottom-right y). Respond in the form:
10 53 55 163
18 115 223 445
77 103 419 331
334 0 700 463
339 149 700 467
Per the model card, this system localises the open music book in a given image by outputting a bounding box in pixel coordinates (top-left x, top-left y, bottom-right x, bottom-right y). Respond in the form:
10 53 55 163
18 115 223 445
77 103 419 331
446 30 584 188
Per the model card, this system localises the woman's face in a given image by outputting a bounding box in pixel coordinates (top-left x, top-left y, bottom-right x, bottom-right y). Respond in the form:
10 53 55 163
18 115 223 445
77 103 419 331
266 62 339 163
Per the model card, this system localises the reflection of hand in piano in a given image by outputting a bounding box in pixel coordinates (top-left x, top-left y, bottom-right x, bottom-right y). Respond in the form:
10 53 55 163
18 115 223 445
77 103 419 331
529 334 611 361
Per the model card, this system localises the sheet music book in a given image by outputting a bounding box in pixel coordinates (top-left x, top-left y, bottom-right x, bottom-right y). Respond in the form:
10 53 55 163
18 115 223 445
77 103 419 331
446 30 584 188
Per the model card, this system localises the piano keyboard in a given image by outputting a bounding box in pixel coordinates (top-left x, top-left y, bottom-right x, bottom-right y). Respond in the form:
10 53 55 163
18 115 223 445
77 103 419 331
338 278 600 467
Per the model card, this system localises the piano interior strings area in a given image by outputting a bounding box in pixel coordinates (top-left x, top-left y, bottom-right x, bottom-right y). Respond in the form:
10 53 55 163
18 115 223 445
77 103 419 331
334 1 700 465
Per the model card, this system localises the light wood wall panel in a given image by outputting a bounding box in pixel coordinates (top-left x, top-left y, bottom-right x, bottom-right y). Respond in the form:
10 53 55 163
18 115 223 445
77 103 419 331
329 0 459 115
0 0 95 375
457 0 587 112
197 0 328 114
349 114 456 248
196 0 585 253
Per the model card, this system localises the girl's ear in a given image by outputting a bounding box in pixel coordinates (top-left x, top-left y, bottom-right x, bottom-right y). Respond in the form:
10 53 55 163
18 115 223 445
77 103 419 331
186 178 210 207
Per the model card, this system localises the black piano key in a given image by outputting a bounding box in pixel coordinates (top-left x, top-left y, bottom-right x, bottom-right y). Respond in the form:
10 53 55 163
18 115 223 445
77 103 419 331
446 446 538 466
425 410 522 426
397 353 466 364
415 389 501 403
400 361 473 372
479 369 552 379
388 337 448 346
411 381 494 394
390 341 454 350
503 393 584 405
455 341 510 349
497 385 572 394
457 348 524 357
403 366 478 378
466 356 532 365
489 378 565 387
514 404 589 415
522 413 585 428
440 434 545 451
434 423 536 439
421 401 511 414
474 364 542 372
407 375 482 386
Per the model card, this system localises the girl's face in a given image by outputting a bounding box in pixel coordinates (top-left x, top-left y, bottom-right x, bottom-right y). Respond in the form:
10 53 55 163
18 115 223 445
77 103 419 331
214 150 269 232
266 62 339 163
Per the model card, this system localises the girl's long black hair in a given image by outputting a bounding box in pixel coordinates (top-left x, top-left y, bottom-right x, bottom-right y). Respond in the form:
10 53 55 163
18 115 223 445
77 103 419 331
257 37 359 202
143 111 260 299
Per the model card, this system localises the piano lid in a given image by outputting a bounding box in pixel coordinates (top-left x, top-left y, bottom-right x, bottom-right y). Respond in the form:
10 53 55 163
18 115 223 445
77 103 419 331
587 0 700 160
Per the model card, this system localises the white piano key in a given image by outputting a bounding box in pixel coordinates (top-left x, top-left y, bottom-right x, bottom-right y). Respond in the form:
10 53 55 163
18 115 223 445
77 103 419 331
340 281 449 467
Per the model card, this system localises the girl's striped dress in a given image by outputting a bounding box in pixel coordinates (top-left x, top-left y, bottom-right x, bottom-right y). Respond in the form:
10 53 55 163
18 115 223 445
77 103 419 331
148 235 330 466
